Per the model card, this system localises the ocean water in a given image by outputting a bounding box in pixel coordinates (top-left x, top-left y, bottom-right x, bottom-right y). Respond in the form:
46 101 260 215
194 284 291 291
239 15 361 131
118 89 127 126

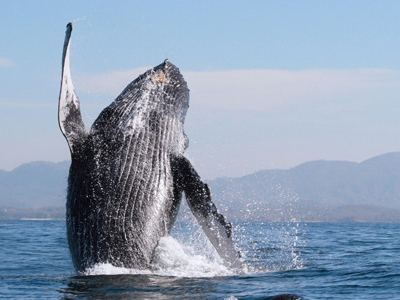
0 219 399 300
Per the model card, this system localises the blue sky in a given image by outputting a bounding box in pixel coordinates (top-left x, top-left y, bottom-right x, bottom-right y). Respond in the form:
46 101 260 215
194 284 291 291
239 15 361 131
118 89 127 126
1 1 400 179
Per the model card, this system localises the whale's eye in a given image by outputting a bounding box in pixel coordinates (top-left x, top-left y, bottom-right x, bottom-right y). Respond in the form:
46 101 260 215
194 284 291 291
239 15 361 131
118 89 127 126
152 70 167 83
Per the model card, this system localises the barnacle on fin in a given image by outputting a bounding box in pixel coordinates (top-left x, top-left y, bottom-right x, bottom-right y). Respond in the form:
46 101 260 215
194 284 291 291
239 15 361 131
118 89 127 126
152 70 167 83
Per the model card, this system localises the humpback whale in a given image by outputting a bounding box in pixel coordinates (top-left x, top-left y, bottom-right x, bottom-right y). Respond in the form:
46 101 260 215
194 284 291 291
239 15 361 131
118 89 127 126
58 23 243 272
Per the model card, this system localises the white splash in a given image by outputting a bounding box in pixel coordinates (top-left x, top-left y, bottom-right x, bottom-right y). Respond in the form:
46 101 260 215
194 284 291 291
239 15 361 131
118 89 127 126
84 235 235 277
151 236 234 277
84 262 151 276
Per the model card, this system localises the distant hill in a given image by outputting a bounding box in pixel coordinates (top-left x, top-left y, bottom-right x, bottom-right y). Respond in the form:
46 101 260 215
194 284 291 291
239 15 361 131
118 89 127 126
1 153 400 221
209 152 400 222
0 161 69 208
0 206 64 220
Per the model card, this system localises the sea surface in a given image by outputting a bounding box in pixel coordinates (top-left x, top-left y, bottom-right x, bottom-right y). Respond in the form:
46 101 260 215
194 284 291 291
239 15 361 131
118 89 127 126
0 218 399 299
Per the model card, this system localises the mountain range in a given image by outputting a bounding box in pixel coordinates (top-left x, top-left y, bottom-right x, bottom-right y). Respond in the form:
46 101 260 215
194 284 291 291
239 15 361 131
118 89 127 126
1 152 400 221
209 152 400 222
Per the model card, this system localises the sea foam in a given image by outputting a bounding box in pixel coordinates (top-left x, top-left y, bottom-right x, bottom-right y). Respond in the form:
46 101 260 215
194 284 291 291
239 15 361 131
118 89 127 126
84 235 236 277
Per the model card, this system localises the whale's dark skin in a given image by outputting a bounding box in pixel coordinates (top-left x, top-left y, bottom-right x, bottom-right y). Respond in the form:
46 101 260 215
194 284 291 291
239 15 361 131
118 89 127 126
58 23 243 272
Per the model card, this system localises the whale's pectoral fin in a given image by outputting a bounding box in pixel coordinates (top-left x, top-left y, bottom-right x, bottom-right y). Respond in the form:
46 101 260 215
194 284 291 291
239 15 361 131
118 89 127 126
58 23 88 155
171 156 244 270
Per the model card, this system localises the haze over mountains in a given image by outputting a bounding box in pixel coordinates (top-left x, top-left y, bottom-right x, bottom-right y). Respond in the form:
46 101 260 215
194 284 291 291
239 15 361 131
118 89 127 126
1 152 399 221
211 152 400 222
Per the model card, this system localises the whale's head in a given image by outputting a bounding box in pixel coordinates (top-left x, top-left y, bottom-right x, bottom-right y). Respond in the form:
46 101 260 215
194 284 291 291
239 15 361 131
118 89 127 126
90 59 190 155
142 59 189 123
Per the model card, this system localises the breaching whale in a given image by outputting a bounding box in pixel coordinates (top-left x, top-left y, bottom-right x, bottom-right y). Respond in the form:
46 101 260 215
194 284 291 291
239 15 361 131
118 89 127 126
58 23 243 272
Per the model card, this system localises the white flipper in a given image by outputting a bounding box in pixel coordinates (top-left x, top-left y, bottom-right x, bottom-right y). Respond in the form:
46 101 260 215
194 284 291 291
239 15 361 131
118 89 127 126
58 23 87 155
171 156 244 270
188 193 244 270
